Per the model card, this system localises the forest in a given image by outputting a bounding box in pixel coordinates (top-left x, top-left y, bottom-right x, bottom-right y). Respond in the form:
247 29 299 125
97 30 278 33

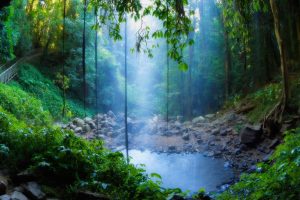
0 0 299 199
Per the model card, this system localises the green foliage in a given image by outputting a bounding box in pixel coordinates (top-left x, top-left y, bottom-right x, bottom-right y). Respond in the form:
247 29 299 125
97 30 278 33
246 83 281 122
224 83 281 123
14 64 87 120
0 84 181 199
0 83 52 126
217 128 300 200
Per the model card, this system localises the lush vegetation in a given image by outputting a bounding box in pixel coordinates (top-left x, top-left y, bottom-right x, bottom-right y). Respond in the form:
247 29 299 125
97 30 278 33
13 63 88 119
217 128 300 200
0 0 299 199
0 82 183 199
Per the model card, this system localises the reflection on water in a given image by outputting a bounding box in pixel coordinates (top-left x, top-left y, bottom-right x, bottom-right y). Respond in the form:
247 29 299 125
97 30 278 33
126 149 234 193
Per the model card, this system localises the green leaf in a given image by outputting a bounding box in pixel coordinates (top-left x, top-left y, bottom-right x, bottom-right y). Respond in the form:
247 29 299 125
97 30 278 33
178 62 188 71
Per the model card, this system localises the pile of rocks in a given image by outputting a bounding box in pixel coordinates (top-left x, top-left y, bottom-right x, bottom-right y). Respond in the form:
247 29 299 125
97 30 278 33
0 170 47 200
0 170 110 200
64 110 290 173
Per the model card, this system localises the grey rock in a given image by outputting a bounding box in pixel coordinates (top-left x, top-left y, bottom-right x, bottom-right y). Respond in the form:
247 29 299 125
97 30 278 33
88 122 96 129
0 195 10 200
240 124 262 145
220 129 227 136
234 149 241 155
11 191 28 200
240 144 248 151
0 179 7 196
212 129 220 135
69 124 76 130
77 191 110 200
107 110 116 119
84 117 93 123
168 145 176 151
14 186 24 193
205 114 215 119
182 132 190 140
268 138 280 149
224 161 232 168
176 116 183 122
22 182 46 200
82 124 91 133
14 170 35 184
197 139 203 144
74 127 83 133
73 118 85 128
204 151 215 157
192 116 205 124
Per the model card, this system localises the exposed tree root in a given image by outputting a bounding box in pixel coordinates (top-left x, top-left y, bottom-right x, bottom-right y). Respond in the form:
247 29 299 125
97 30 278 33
263 94 286 136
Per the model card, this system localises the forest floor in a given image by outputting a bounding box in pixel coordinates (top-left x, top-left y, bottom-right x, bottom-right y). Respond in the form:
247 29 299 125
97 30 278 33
65 109 300 177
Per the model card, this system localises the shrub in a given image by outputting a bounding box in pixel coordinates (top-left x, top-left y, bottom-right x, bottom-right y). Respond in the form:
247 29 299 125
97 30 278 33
0 83 52 126
15 64 89 120
217 128 300 200
0 84 178 199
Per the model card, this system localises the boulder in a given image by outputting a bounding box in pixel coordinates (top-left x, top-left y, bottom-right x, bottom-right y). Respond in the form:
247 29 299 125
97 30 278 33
182 132 190 140
74 127 83 134
176 116 183 122
22 182 46 200
0 176 8 195
240 124 262 145
107 111 116 119
11 191 28 200
13 170 35 184
73 118 85 128
84 117 93 123
69 124 76 130
88 121 96 129
82 124 91 133
76 191 110 200
220 129 227 136
197 139 203 144
192 116 205 124
268 138 280 149
0 195 10 200
211 128 220 135
168 145 176 151
205 114 215 119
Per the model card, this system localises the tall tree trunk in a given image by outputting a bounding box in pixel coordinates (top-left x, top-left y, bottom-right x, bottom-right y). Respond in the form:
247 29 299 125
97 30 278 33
270 0 289 103
263 0 289 135
221 14 232 100
188 16 195 120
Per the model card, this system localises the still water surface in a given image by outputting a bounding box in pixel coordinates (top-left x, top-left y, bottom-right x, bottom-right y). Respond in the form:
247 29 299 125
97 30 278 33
126 149 234 193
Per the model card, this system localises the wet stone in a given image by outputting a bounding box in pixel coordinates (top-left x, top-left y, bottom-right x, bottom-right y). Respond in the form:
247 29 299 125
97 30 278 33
11 191 28 200
0 195 10 200
22 182 46 200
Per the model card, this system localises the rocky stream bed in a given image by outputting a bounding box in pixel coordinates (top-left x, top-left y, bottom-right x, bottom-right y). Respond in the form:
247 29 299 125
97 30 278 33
1 110 298 200
67 110 291 175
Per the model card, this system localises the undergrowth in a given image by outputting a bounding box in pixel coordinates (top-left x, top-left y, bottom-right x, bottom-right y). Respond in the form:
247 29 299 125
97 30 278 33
0 82 182 199
217 128 300 200
224 83 281 123
12 64 91 120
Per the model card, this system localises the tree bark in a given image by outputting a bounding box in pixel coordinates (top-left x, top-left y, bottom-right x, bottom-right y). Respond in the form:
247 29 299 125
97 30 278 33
221 14 232 100
269 0 289 103
263 0 289 136
188 16 195 120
